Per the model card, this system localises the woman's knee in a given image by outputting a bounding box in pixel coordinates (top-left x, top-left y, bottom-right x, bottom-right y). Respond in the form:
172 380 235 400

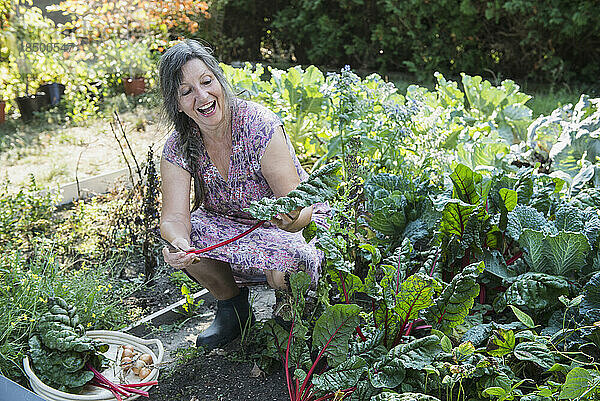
266 270 289 292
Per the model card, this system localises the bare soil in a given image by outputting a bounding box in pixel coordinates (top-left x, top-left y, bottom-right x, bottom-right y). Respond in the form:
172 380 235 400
127 276 288 401
147 351 288 401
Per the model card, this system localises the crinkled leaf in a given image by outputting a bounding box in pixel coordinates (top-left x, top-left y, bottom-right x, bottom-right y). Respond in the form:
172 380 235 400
495 272 569 314
371 392 441 401
513 341 555 370
350 329 387 364
311 356 367 392
461 323 494 348
507 205 553 241
245 161 341 220
312 304 361 367
349 380 379 401
580 272 600 334
371 336 440 388
421 262 484 334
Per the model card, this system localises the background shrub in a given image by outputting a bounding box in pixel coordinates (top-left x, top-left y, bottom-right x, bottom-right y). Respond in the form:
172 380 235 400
215 0 600 84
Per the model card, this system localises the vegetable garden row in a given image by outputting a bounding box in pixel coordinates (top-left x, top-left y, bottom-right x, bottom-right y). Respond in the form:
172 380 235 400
1 63 599 400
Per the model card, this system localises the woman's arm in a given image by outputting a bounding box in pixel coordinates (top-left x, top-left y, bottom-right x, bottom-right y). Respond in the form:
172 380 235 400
160 159 199 268
260 125 313 232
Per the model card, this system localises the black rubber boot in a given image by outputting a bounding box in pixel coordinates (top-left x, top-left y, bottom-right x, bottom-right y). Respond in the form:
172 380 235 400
196 287 255 349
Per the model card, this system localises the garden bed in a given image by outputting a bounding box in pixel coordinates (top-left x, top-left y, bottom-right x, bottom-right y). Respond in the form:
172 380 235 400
123 283 287 401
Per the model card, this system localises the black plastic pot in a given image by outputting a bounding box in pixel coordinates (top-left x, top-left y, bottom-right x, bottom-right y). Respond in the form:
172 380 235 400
39 83 65 106
16 93 47 122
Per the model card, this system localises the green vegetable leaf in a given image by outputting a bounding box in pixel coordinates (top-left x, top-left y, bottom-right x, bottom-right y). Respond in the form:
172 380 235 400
450 163 481 205
421 262 484 334
513 341 555 370
312 356 367 392
486 328 515 357
559 367 595 399
507 205 553 241
245 161 341 220
495 272 569 314
371 392 441 401
371 336 440 388
312 304 361 367
508 305 535 329
545 231 590 275
394 273 441 326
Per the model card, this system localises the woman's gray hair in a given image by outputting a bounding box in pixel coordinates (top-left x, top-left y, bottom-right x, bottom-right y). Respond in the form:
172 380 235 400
159 39 236 211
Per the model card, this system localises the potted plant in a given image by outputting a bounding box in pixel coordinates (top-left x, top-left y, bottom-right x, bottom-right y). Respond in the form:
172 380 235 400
121 41 154 96
14 58 48 121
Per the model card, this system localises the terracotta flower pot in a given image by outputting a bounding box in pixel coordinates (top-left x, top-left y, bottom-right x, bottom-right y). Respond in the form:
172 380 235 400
123 77 146 96
0 101 5 124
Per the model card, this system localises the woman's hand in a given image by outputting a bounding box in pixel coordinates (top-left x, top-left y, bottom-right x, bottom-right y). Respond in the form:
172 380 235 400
270 206 312 232
161 238 199 270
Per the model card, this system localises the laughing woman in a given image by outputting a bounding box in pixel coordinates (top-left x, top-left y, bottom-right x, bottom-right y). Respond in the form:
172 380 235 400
158 40 330 349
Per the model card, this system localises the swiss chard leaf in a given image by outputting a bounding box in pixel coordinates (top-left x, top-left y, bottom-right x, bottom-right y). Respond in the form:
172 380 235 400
449 163 481 205
245 160 341 220
370 392 441 401
312 304 361 368
311 356 367 392
393 273 441 327
421 261 484 334
370 336 440 389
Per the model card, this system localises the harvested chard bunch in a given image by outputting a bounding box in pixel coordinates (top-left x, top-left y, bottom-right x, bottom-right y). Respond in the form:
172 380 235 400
28 297 108 393
245 160 341 221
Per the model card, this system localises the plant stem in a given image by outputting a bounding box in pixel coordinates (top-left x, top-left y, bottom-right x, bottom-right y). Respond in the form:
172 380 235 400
285 320 295 401
506 250 523 265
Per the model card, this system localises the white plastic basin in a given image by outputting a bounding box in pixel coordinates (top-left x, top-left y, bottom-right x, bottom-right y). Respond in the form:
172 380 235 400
23 330 164 401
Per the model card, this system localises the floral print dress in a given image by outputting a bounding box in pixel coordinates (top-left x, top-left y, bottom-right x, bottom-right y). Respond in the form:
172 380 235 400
162 98 330 284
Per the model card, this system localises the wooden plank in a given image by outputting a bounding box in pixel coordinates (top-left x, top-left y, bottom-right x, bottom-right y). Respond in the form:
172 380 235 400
122 289 211 337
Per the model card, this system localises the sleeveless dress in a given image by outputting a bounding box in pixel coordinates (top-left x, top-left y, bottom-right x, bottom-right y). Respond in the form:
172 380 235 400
161 98 330 285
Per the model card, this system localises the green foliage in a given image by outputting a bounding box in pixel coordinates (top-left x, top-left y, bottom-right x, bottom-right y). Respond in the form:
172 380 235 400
507 204 598 276
528 95 600 177
28 296 108 392
558 367 600 400
495 272 569 315
0 175 57 251
269 0 599 82
245 161 341 220
364 173 438 246
180 284 204 317
0 250 131 382
422 262 484 334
